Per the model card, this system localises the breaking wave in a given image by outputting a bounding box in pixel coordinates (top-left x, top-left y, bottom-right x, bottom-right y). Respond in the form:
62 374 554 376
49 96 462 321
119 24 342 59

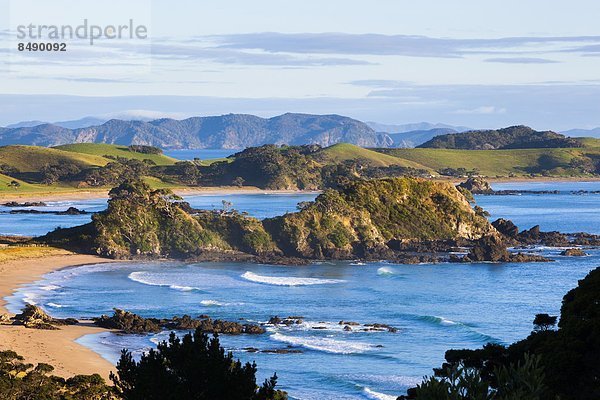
270 333 373 354
241 271 344 286
128 271 202 292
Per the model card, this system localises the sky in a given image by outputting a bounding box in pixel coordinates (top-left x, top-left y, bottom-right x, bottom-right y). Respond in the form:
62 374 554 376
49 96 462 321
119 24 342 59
0 0 599 130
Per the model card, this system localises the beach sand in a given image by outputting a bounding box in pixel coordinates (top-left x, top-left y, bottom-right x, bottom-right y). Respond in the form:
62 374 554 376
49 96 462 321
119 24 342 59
0 253 117 380
0 186 319 203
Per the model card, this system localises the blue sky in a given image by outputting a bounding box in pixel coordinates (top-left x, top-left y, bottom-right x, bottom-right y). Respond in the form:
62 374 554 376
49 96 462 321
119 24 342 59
0 0 599 129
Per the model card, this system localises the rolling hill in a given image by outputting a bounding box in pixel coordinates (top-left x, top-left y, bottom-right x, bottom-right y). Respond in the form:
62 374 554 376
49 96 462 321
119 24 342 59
315 143 431 170
377 147 600 177
55 144 177 166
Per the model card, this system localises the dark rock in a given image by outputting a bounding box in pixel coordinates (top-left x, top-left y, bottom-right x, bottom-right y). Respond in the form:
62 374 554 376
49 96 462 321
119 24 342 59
364 323 398 333
464 235 511 262
519 225 541 242
561 248 588 257
57 207 88 215
343 325 352 331
338 320 360 326
261 348 303 354
2 201 46 207
13 304 67 330
492 218 519 239
94 309 161 333
268 316 303 325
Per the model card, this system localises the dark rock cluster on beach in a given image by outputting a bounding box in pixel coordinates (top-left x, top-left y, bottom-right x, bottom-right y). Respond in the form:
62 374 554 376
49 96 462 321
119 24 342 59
11 304 78 330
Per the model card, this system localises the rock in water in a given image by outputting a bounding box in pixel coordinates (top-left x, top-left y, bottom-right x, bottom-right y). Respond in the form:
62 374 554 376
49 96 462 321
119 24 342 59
561 248 588 257
464 235 510 262
457 177 494 194
492 218 519 239
94 309 161 333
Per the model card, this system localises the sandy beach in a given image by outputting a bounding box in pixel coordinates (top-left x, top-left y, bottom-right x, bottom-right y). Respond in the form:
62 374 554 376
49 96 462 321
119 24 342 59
0 186 321 203
0 252 117 380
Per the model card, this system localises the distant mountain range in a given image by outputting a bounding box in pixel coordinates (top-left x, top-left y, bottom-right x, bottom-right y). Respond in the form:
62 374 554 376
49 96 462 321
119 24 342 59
365 122 471 148
561 128 600 138
0 113 394 149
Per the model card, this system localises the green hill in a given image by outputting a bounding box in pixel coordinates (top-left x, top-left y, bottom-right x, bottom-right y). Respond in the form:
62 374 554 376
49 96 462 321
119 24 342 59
418 125 583 150
0 145 109 172
377 147 600 177
315 143 431 170
55 144 177 166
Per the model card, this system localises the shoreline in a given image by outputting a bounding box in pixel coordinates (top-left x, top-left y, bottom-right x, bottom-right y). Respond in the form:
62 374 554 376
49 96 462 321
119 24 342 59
0 253 117 380
2 178 599 203
0 186 321 203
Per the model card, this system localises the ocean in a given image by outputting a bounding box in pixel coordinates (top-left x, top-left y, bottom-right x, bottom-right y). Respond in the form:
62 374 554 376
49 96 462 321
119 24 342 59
3 181 600 399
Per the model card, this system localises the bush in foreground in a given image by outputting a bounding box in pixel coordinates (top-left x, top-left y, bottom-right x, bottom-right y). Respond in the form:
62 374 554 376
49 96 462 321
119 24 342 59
111 329 287 400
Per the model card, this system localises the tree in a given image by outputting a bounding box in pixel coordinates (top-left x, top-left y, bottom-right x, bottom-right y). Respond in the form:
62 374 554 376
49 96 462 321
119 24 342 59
111 329 286 400
0 350 115 399
533 313 557 332
7 180 20 189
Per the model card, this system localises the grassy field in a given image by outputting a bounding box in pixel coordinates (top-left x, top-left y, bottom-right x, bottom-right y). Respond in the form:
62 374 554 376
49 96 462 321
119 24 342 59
55 143 177 166
316 143 432 170
0 246 73 263
377 147 600 177
0 145 110 172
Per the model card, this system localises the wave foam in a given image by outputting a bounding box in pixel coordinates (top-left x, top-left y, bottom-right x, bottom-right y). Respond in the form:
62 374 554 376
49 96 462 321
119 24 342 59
46 302 65 308
128 272 202 292
241 271 344 286
200 299 243 307
376 267 396 276
270 333 373 354
40 284 60 291
364 387 398 400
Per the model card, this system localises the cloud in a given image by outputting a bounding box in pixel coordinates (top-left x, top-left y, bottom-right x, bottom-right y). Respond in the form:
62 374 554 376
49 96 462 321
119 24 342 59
148 43 372 66
452 106 507 115
210 32 600 59
484 57 560 64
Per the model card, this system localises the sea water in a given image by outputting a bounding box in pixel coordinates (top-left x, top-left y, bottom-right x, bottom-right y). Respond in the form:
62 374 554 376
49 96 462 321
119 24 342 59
3 181 600 399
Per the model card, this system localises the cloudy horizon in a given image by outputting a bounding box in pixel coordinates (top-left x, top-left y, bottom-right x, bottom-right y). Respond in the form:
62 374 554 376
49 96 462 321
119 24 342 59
1 0 599 130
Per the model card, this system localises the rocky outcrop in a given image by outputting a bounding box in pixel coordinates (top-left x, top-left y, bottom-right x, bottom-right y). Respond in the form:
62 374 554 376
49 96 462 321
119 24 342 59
462 235 551 263
457 177 494 194
94 309 161 333
94 309 265 335
13 305 77 330
463 235 511 262
561 248 588 256
2 201 47 207
492 218 519 240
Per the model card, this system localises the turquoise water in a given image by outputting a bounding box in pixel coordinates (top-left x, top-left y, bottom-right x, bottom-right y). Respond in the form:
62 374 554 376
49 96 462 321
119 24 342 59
3 181 600 399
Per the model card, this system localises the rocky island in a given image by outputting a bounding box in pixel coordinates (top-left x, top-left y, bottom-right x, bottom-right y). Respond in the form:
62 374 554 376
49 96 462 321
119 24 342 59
38 177 596 264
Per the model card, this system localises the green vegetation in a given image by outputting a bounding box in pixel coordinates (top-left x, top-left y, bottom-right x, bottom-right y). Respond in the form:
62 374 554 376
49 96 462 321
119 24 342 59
377 147 600 177
404 267 600 400
265 177 493 259
0 145 108 172
418 126 583 150
112 330 286 400
0 332 286 400
55 144 176 166
315 143 430 169
0 350 116 399
43 177 493 261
